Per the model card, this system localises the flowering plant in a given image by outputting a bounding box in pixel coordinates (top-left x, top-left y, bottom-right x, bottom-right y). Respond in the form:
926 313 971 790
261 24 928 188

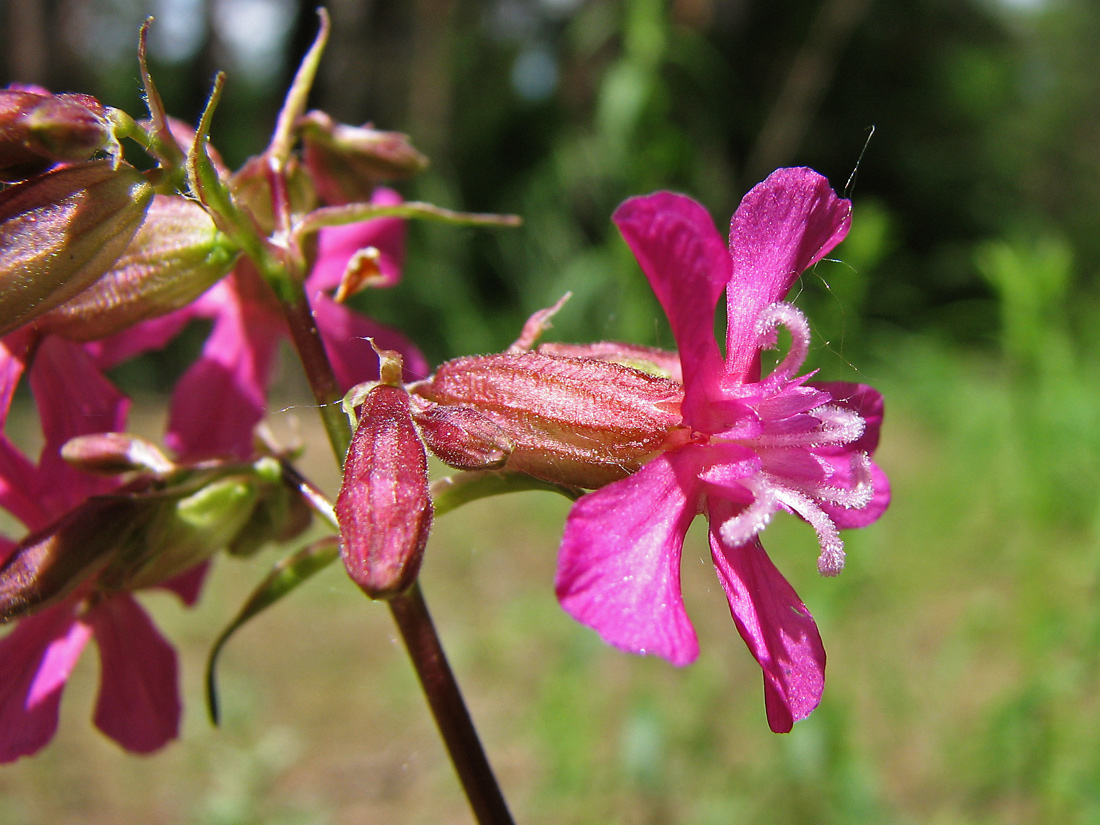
0 12 887 824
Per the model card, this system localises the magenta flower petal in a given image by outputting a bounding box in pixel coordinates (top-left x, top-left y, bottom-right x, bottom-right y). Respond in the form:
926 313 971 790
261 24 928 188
726 168 851 381
308 188 406 292
0 600 92 762
88 594 180 753
613 192 729 423
556 450 708 666
0 329 31 430
813 381 885 455
0 436 46 530
312 294 430 387
707 501 825 733
28 338 129 512
166 298 284 460
87 309 200 370
155 561 210 607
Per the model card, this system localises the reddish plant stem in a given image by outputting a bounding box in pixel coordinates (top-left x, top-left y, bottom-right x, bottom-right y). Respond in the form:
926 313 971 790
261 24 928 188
280 287 514 824
389 584 515 825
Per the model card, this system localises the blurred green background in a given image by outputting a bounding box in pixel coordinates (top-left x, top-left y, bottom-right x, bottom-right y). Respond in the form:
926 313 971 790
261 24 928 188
4 0 1100 822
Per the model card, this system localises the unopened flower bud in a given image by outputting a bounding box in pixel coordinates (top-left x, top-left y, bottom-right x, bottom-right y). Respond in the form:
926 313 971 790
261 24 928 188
411 352 687 488
61 432 176 476
35 195 240 340
98 475 262 593
0 88 118 182
299 110 428 205
0 458 313 620
0 496 148 622
337 379 432 599
230 154 317 235
411 402 515 470
0 159 153 335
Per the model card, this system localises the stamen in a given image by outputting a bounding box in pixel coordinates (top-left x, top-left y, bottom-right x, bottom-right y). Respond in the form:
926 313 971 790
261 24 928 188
719 483 777 547
772 486 846 576
807 452 874 509
756 302 812 384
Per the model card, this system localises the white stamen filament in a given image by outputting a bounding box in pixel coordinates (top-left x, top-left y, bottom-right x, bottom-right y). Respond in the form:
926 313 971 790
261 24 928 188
771 486 846 576
719 483 777 547
756 302 812 384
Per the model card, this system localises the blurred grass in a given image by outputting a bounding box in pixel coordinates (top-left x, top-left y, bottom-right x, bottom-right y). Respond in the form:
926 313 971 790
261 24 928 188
2 321 1100 825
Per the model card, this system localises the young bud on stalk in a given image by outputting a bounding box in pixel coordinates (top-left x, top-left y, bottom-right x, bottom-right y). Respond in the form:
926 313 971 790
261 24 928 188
299 110 428 205
411 402 515 470
0 89 118 182
0 496 148 621
61 432 176 476
0 459 313 621
35 195 240 340
0 159 153 335
337 350 432 599
411 352 687 489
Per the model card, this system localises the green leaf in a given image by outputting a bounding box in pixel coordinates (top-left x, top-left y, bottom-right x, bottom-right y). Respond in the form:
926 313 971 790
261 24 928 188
205 536 339 725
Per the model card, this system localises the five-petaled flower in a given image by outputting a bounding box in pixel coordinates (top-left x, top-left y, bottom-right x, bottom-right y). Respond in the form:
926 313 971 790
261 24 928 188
555 168 890 732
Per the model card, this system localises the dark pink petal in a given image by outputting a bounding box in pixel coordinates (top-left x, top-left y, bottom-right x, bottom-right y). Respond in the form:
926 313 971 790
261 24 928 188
88 594 180 754
86 306 202 370
820 458 890 529
0 599 92 762
812 381 884 455
29 337 129 509
707 498 825 733
155 561 209 607
336 384 432 598
308 188 406 293
0 436 46 529
556 448 707 666
0 329 32 430
726 169 851 381
312 294 430 387
166 296 283 460
613 192 729 427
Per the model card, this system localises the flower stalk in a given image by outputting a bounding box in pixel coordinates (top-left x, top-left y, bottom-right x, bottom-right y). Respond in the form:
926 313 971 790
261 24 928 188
389 584 516 825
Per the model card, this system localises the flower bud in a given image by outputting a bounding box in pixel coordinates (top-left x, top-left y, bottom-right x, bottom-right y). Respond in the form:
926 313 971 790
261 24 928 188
35 195 240 340
0 160 153 335
337 382 432 599
0 458 313 620
60 432 176 476
411 352 687 488
411 402 515 470
230 154 317 235
0 89 118 182
299 110 428 205
0 496 149 622
97 475 262 593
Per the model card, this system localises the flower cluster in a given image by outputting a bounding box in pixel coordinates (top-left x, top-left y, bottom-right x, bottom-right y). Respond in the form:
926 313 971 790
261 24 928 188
0 19 427 760
0 13 888 786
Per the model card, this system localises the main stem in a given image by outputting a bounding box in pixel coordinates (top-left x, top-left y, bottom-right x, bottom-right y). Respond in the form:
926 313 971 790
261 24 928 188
280 285 514 825
390 585 515 825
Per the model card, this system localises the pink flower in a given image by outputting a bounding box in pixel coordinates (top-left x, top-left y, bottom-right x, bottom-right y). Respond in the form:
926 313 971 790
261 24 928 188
0 336 199 761
82 187 427 461
554 168 890 732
